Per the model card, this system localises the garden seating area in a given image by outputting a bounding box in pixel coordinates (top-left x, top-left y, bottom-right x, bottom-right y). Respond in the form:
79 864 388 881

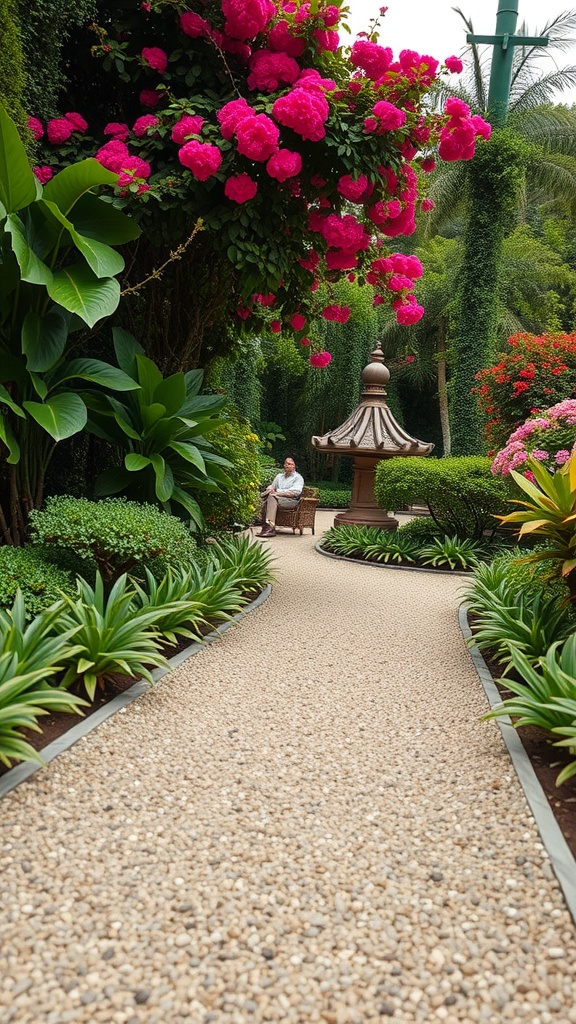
274 486 320 535
2 511 576 1024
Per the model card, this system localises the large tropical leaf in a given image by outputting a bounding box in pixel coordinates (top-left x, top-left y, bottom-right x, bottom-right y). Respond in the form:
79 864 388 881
68 193 141 244
23 393 87 441
5 214 53 286
47 264 120 327
0 103 38 213
42 159 119 217
21 308 70 372
112 327 144 375
0 413 20 463
41 198 125 278
50 358 140 391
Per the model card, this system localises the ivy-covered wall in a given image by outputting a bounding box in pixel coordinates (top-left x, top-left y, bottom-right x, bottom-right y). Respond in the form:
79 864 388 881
450 129 529 455
0 0 26 127
18 0 96 121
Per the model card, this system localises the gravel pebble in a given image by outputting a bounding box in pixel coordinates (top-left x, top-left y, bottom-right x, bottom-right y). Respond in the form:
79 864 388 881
1 512 575 1023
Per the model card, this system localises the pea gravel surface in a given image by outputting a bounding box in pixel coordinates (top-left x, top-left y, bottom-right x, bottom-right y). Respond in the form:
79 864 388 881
1 511 575 1024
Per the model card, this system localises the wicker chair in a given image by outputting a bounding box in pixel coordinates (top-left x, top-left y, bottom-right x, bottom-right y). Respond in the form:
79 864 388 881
274 486 319 535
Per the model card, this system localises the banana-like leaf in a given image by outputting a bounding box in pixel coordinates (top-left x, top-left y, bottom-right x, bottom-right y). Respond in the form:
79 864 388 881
0 103 37 213
112 327 144 374
171 485 204 526
153 373 186 415
136 355 163 403
50 358 140 391
47 264 120 327
23 393 87 441
0 413 20 463
125 453 151 471
68 193 141 244
5 213 53 285
0 383 25 418
42 199 125 279
169 441 206 472
150 454 174 502
21 307 70 372
42 159 119 217
94 465 133 495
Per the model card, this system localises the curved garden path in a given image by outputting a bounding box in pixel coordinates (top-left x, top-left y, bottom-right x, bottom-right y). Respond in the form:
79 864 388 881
1 510 576 1024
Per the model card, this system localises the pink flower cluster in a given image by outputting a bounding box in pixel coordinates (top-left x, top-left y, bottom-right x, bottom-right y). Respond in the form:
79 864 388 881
322 305 351 324
491 400 576 477
366 252 424 325
439 97 491 162
309 351 332 368
33 111 88 145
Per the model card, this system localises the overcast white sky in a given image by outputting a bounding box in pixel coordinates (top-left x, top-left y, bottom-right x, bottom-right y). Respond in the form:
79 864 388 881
345 1 576 103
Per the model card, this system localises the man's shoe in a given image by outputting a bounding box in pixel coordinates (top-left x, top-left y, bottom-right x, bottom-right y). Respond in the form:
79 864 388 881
257 526 272 537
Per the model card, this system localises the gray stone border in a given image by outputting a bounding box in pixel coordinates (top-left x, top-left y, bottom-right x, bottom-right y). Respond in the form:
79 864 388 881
0 585 272 801
459 604 576 924
314 541 471 576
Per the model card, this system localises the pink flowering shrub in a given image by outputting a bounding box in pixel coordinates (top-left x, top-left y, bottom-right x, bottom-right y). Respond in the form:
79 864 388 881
492 401 576 478
31 0 488 367
310 351 332 367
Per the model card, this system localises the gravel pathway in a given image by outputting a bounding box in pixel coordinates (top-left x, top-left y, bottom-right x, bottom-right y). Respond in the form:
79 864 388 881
1 511 575 1024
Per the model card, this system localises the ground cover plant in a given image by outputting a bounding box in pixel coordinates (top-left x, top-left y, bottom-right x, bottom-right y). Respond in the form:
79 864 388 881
320 523 491 571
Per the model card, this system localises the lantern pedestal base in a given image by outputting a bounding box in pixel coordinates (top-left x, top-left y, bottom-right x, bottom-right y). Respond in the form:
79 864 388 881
333 455 398 532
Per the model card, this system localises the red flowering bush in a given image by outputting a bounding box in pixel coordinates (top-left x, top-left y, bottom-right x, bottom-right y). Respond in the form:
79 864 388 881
475 333 576 452
30 0 488 365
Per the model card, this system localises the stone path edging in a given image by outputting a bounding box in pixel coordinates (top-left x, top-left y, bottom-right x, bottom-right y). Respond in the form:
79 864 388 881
0 584 272 801
459 603 576 925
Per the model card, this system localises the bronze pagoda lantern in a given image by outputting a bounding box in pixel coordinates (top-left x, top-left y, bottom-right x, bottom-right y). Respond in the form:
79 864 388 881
311 343 434 530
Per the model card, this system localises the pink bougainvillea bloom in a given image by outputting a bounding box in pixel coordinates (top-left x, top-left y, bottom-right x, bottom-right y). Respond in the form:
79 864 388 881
95 140 130 172
222 0 275 40
313 28 339 52
217 97 253 139
337 173 369 201
235 114 279 161
470 114 492 140
47 118 74 144
104 121 130 141
395 302 425 325
268 20 306 57
320 213 370 252
297 68 337 92
237 305 252 320
272 88 329 142
64 111 88 132
290 313 306 331
180 11 211 37
140 89 161 108
347 273 356 282
117 156 152 185
266 148 302 181
363 116 378 133
325 249 358 271
27 116 44 139
322 5 340 26
445 55 464 73
405 355 416 362
310 351 332 368
445 96 471 118
33 165 53 184
372 100 406 131
271 320 282 333
141 46 168 73
247 50 301 92
421 157 435 173
301 337 311 346
255 293 275 306
171 115 204 144
224 172 258 202
178 140 223 180
133 114 159 137
322 305 351 324
350 39 393 79
421 198 435 212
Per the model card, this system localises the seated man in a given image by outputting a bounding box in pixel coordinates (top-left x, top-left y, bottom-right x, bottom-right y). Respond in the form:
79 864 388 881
257 456 304 538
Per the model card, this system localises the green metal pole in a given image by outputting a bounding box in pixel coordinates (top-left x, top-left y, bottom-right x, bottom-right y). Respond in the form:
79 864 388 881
487 1 519 125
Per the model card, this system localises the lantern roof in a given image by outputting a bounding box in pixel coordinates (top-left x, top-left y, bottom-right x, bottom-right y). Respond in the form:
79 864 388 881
311 343 434 457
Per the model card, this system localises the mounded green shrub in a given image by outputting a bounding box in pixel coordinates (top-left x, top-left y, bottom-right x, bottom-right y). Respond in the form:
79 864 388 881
0 546 76 617
396 516 443 542
28 496 198 585
317 483 352 509
374 456 510 540
196 415 262 531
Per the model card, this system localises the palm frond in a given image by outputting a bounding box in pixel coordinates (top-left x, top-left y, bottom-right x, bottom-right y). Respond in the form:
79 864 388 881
510 67 576 110
526 152 576 206
452 7 488 109
510 104 576 154
426 163 469 235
